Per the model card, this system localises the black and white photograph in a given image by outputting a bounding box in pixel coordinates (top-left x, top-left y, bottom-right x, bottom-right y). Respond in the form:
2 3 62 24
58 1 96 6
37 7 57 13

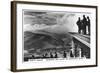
11 1 97 71
23 10 91 62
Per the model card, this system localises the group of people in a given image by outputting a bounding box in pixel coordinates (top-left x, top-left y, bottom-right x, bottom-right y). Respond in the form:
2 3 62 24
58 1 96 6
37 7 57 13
42 52 58 58
76 15 90 35
42 50 75 58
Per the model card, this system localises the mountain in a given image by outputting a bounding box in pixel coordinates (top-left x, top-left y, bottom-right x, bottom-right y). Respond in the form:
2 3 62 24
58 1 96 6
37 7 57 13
24 30 72 52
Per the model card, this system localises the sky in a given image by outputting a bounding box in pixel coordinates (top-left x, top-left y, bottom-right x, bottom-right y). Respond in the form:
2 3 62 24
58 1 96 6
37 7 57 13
23 10 91 33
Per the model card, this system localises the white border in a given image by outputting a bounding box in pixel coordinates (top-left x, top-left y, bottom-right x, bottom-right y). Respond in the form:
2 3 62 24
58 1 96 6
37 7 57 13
17 3 96 69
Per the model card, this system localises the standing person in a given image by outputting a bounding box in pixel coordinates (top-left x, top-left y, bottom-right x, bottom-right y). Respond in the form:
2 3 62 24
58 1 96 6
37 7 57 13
50 52 53 58
63 51 66 58
42 54 45 58
87 16 90 35
82 15 87 35
70 49 74 57
76 17 82 34
54 52 58 58
32 54 35 59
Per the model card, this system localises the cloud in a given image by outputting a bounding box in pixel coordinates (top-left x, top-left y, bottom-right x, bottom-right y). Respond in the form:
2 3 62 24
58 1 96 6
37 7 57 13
24 13 77 34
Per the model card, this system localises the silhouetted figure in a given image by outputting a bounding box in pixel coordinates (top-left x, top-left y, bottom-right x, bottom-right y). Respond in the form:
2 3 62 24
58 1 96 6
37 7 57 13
63 51 66 58
32 55 35 59
82 15 87 35
76 17 82 34
54 52 58 58
70 50 74 57
50 52 53 58
87 16 90 35
45 53 48 57
42 54 45 58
